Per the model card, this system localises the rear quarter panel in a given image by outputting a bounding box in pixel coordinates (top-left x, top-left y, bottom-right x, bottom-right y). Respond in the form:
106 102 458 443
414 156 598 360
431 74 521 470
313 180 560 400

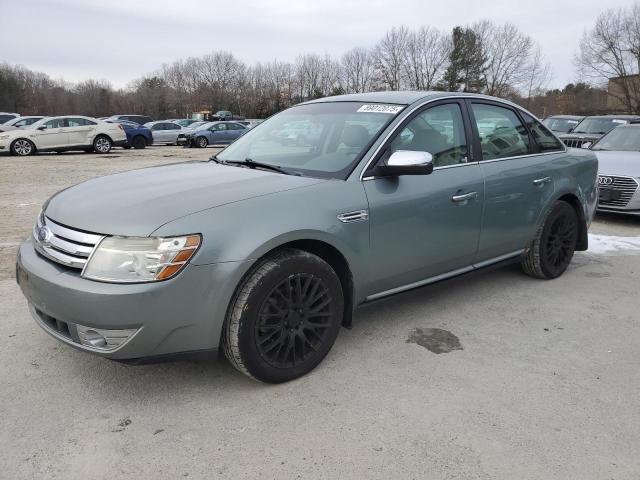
543 148 598 232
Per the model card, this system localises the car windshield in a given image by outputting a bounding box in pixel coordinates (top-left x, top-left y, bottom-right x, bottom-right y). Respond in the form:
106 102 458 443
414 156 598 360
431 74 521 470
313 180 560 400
592 126 640 152
572 118 629 134
216 102 404 179
543 117 581 133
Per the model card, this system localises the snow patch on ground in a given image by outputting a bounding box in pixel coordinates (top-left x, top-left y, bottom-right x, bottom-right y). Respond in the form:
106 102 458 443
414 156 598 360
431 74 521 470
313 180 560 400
587 234 640 254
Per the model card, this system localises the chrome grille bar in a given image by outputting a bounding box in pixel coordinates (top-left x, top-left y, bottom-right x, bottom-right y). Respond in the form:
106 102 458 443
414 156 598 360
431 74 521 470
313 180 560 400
33 215 102 269
598 175 639 208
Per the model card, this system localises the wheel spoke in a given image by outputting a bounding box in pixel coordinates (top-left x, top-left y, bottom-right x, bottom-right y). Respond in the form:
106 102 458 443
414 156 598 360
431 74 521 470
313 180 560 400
255 272 334 368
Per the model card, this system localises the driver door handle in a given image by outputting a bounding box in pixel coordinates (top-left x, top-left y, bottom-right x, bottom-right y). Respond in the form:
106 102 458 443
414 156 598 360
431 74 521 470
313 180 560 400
533 176 551 186
451 191 478 203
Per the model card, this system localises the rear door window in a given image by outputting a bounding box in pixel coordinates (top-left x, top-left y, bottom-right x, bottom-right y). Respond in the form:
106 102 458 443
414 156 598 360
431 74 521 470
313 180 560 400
521 113 564 152
470 103 530 160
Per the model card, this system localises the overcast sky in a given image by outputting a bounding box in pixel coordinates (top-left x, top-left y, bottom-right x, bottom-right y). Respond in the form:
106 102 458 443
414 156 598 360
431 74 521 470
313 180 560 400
0 0 630 89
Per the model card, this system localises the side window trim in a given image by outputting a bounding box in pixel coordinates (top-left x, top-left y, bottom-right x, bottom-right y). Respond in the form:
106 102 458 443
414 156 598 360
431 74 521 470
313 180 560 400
364 99 474 177
465 99 534 162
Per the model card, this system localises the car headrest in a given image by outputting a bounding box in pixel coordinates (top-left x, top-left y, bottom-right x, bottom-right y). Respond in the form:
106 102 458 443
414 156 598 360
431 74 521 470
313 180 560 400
341 124 369 148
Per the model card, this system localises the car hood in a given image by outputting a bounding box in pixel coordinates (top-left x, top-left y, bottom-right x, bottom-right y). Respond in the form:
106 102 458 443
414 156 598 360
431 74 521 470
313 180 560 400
594 150 640 178
45 162 326 236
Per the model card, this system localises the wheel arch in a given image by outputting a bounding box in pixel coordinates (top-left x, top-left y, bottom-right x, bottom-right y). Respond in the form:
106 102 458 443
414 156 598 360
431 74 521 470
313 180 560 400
234 237 356 329
93 133 114 144
536 191 588 251
10 137 37 154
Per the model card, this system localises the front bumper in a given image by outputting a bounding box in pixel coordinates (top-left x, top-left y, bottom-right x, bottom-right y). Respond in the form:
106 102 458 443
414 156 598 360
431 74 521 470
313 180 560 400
596 206 640 216
16 238 245 360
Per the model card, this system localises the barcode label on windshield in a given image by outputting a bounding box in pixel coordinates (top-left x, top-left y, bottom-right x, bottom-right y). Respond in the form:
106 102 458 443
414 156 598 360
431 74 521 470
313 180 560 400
357 104 404 114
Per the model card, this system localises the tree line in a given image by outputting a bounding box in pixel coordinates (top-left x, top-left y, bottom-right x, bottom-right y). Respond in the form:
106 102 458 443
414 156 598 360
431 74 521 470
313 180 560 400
2 4 640 119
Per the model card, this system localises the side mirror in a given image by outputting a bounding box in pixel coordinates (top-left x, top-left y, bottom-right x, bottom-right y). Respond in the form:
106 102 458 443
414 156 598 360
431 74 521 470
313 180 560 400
378 150 434 176
567 128 574 133
37 126 47 131
581 142 592 149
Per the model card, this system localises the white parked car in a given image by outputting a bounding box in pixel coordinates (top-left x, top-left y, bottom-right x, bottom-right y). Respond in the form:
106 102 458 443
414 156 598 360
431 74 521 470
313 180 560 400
0 116 126 156
0 116 46 132
143 121 184 145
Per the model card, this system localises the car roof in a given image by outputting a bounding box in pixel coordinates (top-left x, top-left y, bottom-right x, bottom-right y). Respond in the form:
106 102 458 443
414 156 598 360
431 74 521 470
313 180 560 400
303 91 528 110
546 115 584 119
583 115 640 119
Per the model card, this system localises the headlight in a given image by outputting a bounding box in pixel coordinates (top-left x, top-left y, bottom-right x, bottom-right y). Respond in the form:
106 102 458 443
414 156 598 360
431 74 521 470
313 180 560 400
82 234 201 283
0 135 10 140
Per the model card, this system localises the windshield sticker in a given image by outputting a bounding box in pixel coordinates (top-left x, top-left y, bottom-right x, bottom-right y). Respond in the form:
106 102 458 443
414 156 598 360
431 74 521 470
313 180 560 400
612 120 627 124
357 104 404 114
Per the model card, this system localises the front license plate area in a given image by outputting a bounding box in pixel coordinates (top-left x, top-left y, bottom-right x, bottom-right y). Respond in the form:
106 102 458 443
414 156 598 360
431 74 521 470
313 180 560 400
599 189 620 202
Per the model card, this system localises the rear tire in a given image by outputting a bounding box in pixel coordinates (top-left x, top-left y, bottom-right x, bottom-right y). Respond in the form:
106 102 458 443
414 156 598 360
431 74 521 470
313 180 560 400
132 136 146 149
522 201 578 279
223 249 344 383
10 138 35 156
93 135 112 154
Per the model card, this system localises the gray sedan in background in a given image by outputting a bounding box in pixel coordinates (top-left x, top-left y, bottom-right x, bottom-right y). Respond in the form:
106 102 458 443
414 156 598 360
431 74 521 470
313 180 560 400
143 121 184 145
590 124 640 215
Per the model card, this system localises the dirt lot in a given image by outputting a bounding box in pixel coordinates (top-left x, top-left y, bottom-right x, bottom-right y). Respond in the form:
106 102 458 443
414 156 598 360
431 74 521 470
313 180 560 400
1 147 640 479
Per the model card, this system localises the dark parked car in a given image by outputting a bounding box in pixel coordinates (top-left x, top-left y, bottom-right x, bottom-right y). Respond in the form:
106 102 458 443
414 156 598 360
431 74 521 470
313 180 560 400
107 114 153 126
0 112 20 124
559 115 640 148
542 115 584 134
107 120 153 149
183 121 247 148
213 110 245 121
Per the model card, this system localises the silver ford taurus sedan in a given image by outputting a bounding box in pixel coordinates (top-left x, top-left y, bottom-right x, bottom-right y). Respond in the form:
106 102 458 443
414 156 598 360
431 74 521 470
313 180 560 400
16 92 598 382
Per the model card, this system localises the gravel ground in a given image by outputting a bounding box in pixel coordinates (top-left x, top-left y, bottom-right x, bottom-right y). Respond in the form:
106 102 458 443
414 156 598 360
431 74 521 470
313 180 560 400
1 147 639 479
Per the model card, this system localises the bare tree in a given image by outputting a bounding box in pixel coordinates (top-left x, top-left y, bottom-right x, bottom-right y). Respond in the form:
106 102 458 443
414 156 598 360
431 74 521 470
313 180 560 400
342 47 374 93
524 46 552 108
477 21 534 97
373 26 410 90
576 3 640 113
403 26 450 90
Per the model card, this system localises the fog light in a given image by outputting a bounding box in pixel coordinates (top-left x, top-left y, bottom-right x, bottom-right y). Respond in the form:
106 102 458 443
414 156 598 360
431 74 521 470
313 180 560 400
82 330 107 348
76 324 139 351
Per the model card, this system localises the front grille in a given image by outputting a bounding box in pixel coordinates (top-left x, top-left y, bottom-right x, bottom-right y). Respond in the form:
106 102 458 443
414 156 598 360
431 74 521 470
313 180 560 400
33 215 103 269
598 175 639 208
563 138 588 148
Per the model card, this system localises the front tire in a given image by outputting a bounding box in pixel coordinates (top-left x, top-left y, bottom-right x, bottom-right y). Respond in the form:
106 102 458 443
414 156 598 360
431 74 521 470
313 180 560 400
522 201 578 279
93 135 112 154
223 249 344 383
196 136 208 148
10 138 35 156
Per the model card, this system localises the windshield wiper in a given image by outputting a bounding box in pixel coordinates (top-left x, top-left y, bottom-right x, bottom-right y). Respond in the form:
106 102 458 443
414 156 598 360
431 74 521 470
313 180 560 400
225 158 300 176
209 154 226 164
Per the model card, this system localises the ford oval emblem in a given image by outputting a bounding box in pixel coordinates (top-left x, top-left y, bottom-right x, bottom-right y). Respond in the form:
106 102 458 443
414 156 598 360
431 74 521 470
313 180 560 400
37 226 51 243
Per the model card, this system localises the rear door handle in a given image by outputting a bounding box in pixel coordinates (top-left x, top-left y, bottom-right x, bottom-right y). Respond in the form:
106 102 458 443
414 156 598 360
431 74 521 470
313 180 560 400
451 191 478 203
533 176 551 186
